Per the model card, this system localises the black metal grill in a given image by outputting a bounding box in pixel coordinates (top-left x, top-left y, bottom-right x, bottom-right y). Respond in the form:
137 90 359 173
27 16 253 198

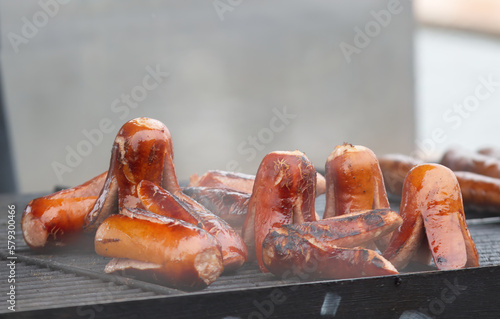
2 194 500 318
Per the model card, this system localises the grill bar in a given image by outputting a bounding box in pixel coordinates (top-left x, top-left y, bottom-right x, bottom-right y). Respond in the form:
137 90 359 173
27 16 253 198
3 193 500 317
0 252 184 297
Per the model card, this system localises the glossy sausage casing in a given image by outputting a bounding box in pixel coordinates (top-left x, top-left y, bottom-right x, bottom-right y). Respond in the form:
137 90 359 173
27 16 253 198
441 147 500 178
22 172 106 250
454 171 500 212
85 118 173 230
324 144 390 218
138 180 248 271
383 174 429 270
189 169 327 197
95 208 223 290
262 230 398 280
242 150 317 271
388 164 479 270
379 153 500 212
182 186 250 234
277 209 402 250
378 154 422 198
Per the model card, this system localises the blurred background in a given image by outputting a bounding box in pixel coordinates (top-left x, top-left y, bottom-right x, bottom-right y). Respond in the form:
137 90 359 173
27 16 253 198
0 0 499 194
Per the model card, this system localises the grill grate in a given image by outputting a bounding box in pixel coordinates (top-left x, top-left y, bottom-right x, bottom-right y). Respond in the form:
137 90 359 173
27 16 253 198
2 194 500 315
0 259 159 312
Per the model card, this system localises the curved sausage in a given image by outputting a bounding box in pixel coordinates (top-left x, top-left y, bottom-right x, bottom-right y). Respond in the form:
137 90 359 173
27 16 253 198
242 150 317 271
262 230 398 280
182 186 250 233
324 144 391 251
441 147 500 178
388 164 479 270
275 209 402 250
85 118 172 231
189 169 327 197
95 207 223 291
380 153 500 212
22 197 97 250
21 172 106 250
383 182 428 270
417 165 479 269
324 144 390 218
315 172 326 197
137 181 248 272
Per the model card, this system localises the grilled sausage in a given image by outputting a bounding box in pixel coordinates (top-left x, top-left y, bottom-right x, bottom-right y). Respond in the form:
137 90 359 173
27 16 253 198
274 209 402 250
138 181 248 272
85 118 172 230
324 144 392 251
417 164 479 269
182 186 250 234
22 172 106 250
189 169 327 197
324 144 390 218
389 164 479 270
378 154 423 198
379 153 500 212
383 190 428 270
242 150 317 271
95 207 223 291
455 171 500 212
262 230 398 280
441 147 500 178
189 170 255 194
315 172 326 197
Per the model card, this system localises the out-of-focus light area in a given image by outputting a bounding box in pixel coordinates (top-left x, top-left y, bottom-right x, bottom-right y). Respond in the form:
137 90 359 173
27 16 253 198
414 0 500 160
0 0 499 194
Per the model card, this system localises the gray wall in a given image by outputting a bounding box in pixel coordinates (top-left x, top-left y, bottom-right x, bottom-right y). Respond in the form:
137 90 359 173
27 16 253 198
0 0 415 193
415 27 500 160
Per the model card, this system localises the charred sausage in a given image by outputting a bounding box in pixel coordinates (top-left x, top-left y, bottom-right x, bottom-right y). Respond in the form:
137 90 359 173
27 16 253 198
262 230 398 280
242 150 317 271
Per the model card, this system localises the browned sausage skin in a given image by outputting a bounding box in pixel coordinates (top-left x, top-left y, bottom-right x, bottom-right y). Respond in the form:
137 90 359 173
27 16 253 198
84 118 172 231
275 209 402 250
315 172 326 197
324 144 390 218
21 172 106 250
189 169 327 198
378 154 423 198
189 170 255 194
261 209 401 278
324 144 392 251
262 230 398 280
95 208 223 291
385 164 478 270
454 171 500 212
383 182 428 270
182 186 250 234
137 180 248 271
441 146 500 178
379 153 500 212
242 150 317 271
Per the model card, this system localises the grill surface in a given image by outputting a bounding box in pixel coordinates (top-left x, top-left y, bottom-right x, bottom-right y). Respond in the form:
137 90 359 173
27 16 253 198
2 193 500 317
